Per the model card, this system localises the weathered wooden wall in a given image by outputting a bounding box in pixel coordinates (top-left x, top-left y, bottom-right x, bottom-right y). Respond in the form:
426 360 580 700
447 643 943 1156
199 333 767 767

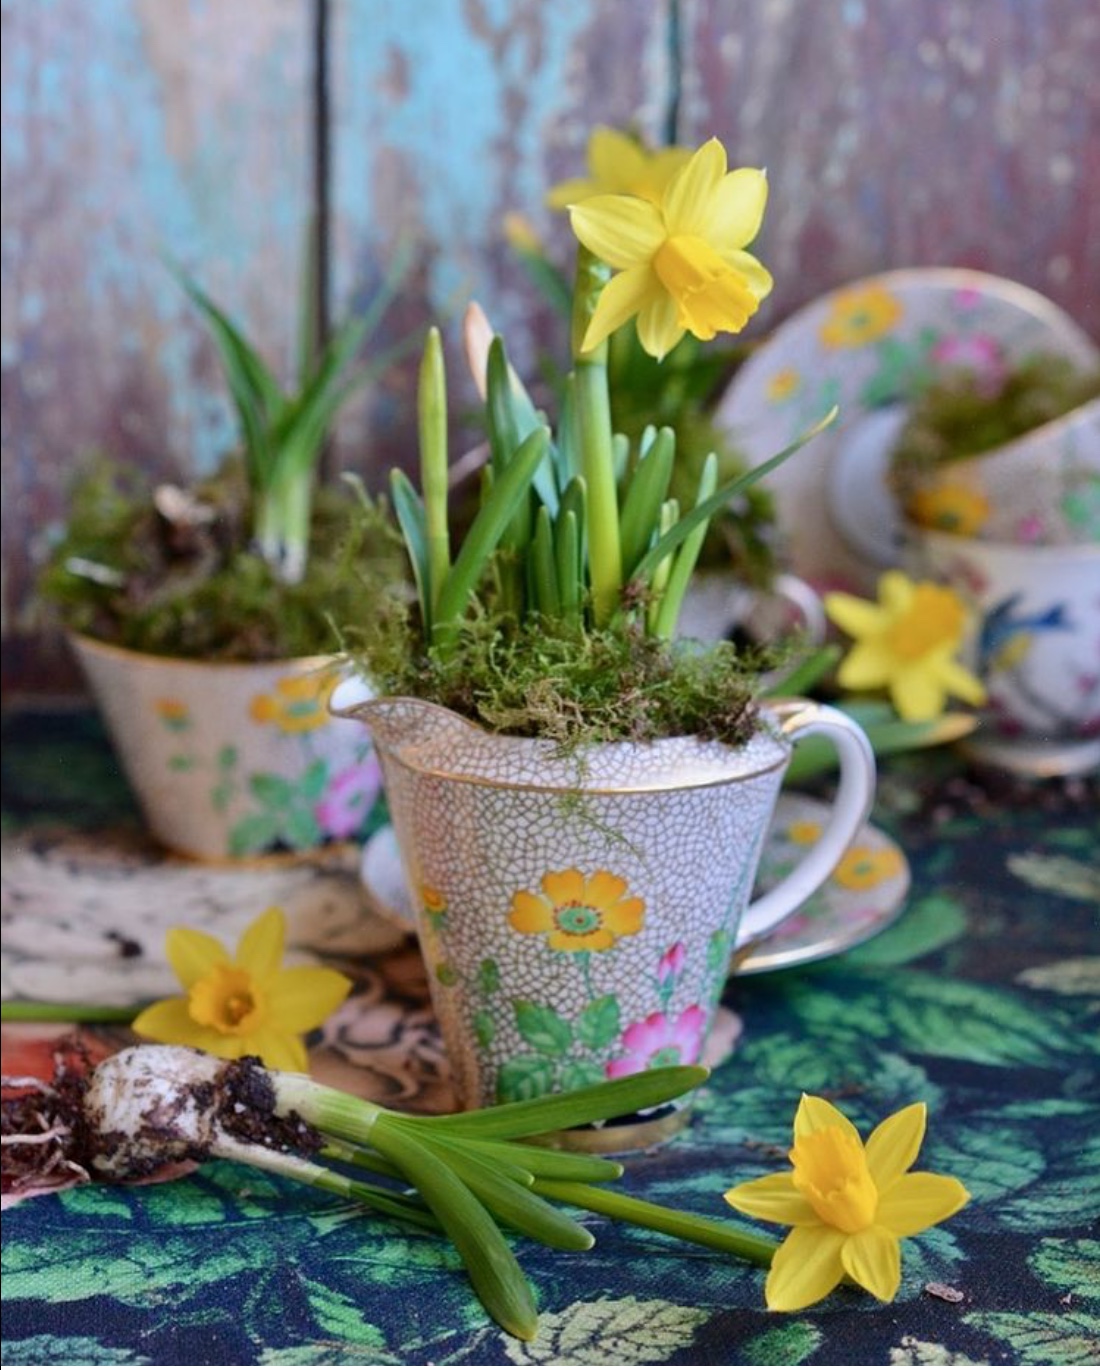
3 0 1098 695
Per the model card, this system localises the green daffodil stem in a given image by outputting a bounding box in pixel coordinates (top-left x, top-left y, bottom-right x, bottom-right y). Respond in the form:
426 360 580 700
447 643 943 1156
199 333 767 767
418 325 452 619
571 245 622 627
1 1001 141 1023
532 1179 779 1266
214 1134 440 1232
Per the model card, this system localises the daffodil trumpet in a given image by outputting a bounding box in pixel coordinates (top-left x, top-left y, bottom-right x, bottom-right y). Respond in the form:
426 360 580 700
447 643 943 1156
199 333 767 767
3 1046 776 1342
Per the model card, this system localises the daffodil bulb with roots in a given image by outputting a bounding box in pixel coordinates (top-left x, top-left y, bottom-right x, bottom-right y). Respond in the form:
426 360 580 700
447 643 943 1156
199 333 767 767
2 1044 775 1342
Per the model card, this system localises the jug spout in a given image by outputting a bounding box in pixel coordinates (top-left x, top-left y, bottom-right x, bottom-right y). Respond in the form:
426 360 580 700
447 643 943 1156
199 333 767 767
328 682 484 762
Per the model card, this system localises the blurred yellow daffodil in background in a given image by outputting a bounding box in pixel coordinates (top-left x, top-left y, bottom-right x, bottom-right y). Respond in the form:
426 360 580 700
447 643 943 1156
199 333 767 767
546 125 692 208
569 136 773 359
132 906 351 1073
725 1094 969 1312
825 571 987 722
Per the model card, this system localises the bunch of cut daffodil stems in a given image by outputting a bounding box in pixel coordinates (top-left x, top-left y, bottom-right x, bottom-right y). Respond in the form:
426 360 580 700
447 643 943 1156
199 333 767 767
389 136 835 660
61 1047 776 1340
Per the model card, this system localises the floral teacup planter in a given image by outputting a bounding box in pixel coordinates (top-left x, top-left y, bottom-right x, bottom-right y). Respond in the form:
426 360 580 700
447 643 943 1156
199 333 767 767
71 634 381 861
331 684 876 1128
900 398 1100 546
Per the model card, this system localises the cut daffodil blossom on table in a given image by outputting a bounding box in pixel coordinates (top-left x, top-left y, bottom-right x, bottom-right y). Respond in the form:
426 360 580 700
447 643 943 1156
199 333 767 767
825 571 987 723
725 1094 969 1312
569 136 773 359
131 906 351 1073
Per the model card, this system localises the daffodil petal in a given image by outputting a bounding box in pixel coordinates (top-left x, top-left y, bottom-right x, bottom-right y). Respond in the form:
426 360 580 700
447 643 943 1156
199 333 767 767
662 137 726 235
890 666 945 722
588 127 647 190
636 290 685 361
865 1102 926 1189
836 641 893 690
793 1094 863 1145
569 195 664 269
580 265 657 353
841 1225 901 1302
764 1224 846 1312
704 167 769 249
239 1029 309 1074
166 927 229 990
546 176 594 210
936 657 987 706
131 997 228 1055
875 1172 970 1237
235 905 286 981
879 570 916 614
269 965 353 1032
718 248 774 302
824 592 888 639
723 1171 818 1226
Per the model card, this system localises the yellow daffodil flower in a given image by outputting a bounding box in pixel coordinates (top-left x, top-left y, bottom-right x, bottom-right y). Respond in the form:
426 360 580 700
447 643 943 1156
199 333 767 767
569 136 773 360
725 1095 969 1312
132 906 352 1073
825 571 987 722
546 125 692 209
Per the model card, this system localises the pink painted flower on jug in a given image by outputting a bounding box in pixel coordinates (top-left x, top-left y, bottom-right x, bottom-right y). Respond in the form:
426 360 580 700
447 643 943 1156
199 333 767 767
606 1005 708 1079
315 756 382 839
657 942 687 986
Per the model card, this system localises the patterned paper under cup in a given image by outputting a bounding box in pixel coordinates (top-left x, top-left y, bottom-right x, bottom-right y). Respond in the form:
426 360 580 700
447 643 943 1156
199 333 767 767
70 635 381 861
908 531 1100 741
331 690 876 1114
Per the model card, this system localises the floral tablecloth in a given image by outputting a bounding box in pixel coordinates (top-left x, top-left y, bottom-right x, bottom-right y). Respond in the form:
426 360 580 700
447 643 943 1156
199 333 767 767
2 709 1098 1367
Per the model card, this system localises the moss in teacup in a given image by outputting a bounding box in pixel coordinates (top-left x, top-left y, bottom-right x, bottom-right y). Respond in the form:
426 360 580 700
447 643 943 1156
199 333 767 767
39 456 406 662
890 351 1100 475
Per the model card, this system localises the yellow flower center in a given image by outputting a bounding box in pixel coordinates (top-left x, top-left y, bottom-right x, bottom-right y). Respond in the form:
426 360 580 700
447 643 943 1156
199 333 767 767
653 235 759 340
884 584 967 661
790 1125 879 1233
189 965 266 1035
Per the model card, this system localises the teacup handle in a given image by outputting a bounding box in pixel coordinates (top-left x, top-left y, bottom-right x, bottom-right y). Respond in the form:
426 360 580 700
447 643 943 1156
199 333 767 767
736 699 877 947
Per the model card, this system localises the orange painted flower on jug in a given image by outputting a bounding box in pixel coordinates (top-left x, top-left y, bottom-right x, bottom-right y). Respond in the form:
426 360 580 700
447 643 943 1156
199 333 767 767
508 868 645 953
249 671 336 734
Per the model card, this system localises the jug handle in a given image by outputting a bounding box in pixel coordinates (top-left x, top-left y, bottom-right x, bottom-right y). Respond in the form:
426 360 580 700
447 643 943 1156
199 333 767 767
736 699 877 946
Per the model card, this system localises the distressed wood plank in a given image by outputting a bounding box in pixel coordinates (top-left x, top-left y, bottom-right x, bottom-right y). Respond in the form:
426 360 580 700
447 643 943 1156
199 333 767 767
1 0 313 691
326 0 673 476
679 0 1100 336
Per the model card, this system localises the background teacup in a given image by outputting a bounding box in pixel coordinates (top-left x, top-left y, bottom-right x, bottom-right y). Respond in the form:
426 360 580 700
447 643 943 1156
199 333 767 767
907 529 1100 775
676 571 827 655
900 397 1100 546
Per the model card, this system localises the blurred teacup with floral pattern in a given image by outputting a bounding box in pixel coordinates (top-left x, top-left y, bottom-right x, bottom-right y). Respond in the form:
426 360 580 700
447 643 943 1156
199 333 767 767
71 635 382 860
907 530 1100 766
898 398 1100 547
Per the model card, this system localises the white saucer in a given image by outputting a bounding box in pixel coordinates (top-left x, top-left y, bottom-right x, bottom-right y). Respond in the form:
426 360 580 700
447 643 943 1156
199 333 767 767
360 794 911 977
714 268 1099 592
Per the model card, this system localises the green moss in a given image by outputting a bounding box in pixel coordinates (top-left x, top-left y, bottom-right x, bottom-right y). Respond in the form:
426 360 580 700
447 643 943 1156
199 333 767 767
343 567 775 749
38 458 406 662
891 352 1100 477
